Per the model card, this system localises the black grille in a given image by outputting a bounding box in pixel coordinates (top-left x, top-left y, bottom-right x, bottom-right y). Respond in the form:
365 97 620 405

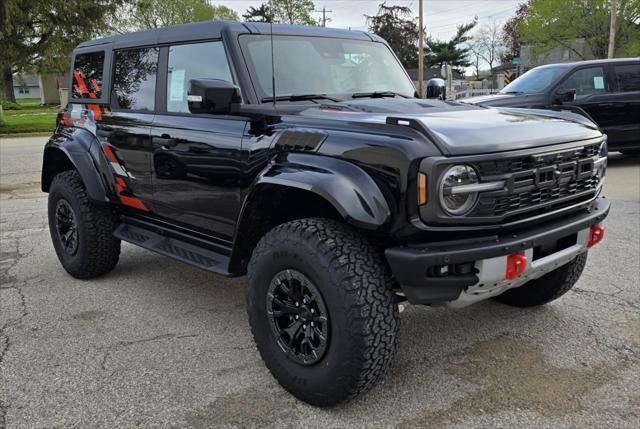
475 143 600 176
470 142 602 219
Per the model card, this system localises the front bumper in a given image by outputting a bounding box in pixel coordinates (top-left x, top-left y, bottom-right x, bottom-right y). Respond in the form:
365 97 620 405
385 196 610 305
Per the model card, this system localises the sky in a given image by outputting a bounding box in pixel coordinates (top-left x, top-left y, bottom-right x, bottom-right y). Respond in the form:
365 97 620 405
215 0 522 43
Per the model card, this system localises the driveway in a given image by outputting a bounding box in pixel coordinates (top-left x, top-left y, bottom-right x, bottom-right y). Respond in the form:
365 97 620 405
1 136 639 428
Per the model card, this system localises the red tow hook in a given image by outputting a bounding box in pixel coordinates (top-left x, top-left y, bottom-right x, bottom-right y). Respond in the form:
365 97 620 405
505 254 528 280
588 225 605 248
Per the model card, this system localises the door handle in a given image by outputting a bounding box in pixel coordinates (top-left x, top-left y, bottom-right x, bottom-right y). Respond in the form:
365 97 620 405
152 136 177 148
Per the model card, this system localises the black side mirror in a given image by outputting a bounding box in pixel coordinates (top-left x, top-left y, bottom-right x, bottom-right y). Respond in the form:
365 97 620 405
426 78 446 99
555 89 576 104
187 79 242 114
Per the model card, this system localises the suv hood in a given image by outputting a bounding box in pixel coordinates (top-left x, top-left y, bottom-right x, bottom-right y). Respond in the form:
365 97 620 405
460 92 548 107
300 99 601 156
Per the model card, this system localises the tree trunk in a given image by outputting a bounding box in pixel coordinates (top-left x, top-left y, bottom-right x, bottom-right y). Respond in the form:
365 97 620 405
2 66 16 103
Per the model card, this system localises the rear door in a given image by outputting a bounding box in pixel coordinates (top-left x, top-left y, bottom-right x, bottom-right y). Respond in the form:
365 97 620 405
150 40 248 238
97 46 160 212
554 65 615 132
608 62 640 149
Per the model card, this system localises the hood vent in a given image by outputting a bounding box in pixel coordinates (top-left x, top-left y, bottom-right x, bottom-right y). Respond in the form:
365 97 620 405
275 130 327 152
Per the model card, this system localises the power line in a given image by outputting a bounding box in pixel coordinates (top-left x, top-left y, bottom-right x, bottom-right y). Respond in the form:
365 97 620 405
427 5 516 32
426 0 487 17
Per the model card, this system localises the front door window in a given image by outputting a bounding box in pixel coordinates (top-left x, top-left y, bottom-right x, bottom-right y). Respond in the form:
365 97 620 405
557 67 608 98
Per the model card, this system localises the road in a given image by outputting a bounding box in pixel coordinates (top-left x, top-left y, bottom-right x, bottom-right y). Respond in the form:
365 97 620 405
1 136 639 428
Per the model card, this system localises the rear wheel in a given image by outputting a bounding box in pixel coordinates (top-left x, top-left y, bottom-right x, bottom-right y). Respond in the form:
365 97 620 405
493 252 587 307
48 170 121 279
246 218 399 406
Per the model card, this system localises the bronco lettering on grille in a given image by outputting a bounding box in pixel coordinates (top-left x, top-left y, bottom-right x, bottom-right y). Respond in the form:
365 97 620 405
471 143 602 219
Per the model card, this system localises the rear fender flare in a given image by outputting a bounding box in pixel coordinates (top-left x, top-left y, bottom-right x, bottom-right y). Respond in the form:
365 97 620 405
41 129 109 203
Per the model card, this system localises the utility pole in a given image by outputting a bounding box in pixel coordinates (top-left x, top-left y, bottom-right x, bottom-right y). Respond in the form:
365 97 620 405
418 0 424 98
314 7 333 27
608 0 617 58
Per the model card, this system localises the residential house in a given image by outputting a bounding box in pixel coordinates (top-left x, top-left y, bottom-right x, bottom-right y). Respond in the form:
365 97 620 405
12 74 41 99
520 39 595 68
12 73 64 105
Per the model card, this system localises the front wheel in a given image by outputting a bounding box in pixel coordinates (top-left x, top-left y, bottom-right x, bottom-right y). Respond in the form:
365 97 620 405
493 252 587 307
246 218 399 406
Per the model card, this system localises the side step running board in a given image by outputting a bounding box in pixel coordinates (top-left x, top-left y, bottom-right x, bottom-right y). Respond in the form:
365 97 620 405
114 223 232 276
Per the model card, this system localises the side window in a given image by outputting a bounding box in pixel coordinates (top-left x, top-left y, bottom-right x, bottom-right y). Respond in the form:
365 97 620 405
614 64 640 92
557 66 608 98
72 51 105 99
112 47 159 111
166 41 233 113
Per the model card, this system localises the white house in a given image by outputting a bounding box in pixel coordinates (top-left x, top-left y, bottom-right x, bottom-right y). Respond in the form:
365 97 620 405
12 74 41 99
12 73 63 104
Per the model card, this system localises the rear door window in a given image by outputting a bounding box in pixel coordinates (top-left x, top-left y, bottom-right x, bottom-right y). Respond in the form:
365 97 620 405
613 64 640 92
557 66 609 98
112 47 159 111
71 51 105 99
166 41 233 113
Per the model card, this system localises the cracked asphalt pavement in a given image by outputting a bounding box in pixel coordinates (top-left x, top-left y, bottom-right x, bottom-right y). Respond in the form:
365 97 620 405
1 136 639 428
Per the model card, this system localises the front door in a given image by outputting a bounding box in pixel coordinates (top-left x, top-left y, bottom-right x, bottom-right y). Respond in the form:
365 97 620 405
150 41 248 238
554 65 616 134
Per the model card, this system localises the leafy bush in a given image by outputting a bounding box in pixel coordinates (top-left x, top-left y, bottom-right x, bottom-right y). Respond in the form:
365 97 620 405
0 101 23 110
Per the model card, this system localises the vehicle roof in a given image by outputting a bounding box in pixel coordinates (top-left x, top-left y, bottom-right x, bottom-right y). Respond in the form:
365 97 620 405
534 57 640 69
76 21 379 50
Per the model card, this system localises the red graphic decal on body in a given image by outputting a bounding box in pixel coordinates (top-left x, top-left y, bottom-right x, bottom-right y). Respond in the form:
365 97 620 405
101 144 150 212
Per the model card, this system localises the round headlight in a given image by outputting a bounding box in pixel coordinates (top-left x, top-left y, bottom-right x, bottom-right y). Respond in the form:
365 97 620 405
439 165 479 216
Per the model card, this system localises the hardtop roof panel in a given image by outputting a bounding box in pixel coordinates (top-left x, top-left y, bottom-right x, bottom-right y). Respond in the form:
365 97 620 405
75 21 378 52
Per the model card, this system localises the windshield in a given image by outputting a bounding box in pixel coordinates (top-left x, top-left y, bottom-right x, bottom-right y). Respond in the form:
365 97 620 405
499 66 566 94
239 35 416 101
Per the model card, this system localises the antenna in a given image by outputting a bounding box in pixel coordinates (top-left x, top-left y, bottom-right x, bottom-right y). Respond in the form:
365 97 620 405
269 0 276 109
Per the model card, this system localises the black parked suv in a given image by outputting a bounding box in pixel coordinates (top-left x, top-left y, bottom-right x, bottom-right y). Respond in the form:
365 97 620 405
42 21 610 406
464 58 640 153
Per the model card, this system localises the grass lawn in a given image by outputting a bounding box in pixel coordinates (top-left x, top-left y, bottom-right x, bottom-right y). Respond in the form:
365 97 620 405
0 98 59 135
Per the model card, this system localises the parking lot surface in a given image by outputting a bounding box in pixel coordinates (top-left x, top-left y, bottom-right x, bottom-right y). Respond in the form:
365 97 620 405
1 136 639 428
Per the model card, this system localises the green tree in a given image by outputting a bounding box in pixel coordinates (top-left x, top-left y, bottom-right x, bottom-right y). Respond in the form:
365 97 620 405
366 3 419 68
0 0 122 102
272 0 317 25
243 4 272 22
244 0 316 25
501 1 531 63
425 20 477 73
519 0 640 59
114 0 239 32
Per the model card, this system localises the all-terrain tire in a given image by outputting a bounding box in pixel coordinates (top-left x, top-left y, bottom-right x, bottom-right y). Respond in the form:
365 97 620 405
246 218 399 406
493 252 587 307
48 170 121 279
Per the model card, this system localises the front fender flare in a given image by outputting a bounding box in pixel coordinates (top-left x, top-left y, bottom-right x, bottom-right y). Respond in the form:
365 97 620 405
253 152 391 229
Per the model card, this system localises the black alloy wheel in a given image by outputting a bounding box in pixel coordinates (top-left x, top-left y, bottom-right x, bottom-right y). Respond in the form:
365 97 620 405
267 269 329 365
246 218 399 406
47 170 121 279
55 199 79 255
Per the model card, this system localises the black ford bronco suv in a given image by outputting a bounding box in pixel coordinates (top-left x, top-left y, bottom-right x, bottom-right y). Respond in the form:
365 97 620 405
42 21 610 406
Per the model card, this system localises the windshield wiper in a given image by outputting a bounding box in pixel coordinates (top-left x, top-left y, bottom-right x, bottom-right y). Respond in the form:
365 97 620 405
352 91 408 99
261 94 341 103
500 91 524 94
